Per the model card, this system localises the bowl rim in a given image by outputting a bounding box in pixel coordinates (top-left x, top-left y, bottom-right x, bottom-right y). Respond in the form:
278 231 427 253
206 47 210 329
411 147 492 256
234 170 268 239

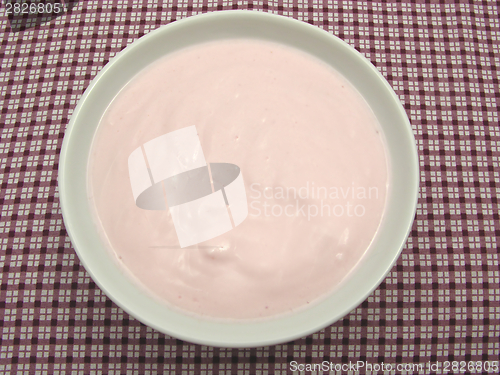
58 10 419 348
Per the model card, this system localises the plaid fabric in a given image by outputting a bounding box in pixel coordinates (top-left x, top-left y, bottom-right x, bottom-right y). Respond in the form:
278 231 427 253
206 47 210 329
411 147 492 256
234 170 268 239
1 1 499 373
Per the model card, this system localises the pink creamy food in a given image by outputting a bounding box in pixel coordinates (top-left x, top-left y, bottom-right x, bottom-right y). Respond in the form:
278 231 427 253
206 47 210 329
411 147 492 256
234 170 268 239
88 39 389 319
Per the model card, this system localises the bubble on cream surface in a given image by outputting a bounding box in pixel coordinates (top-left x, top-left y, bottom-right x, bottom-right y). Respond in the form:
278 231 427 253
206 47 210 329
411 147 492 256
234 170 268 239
88 39 389 319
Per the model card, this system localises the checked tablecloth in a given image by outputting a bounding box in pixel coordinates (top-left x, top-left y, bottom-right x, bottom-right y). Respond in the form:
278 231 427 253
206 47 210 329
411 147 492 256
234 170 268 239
1 1 499 374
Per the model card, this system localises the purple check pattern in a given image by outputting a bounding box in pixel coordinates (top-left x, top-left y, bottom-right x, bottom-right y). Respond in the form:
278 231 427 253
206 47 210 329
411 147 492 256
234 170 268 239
1 1 499 374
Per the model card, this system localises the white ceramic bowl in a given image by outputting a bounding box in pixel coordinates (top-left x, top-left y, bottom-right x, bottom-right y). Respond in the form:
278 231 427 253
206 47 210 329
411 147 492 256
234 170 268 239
59 10 418 347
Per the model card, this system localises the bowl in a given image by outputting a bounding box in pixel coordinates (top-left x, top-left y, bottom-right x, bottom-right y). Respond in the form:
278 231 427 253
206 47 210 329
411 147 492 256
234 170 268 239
58 10 419 347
